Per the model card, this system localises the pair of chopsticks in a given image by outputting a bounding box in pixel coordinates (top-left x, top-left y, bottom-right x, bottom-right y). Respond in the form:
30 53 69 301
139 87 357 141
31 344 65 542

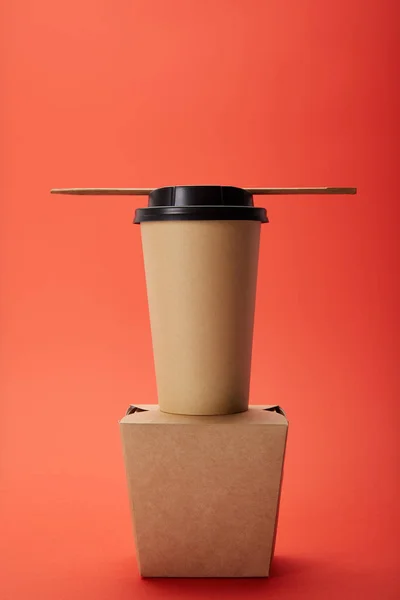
50 187 357 196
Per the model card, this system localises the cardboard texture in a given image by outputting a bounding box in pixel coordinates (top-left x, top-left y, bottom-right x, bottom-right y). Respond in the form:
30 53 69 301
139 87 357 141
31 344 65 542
140 220 261 415
120 404 288 578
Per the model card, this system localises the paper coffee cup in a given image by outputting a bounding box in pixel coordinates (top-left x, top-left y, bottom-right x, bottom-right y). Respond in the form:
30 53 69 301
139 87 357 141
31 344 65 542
51 184 356 414
134 186 267 415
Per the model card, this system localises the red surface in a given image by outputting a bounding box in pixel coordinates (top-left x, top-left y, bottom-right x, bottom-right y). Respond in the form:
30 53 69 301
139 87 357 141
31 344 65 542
1 1 399 598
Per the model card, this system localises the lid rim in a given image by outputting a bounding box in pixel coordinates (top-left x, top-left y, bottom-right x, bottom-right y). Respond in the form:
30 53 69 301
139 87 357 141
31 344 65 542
134 205 268 224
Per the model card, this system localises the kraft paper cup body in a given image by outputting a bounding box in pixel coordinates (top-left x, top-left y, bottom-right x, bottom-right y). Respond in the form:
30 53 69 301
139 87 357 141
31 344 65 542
140 219 261 415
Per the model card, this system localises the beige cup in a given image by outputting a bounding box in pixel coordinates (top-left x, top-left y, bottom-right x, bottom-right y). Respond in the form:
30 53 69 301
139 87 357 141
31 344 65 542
140 218 261 415
51 184 356 413
50 185 356 414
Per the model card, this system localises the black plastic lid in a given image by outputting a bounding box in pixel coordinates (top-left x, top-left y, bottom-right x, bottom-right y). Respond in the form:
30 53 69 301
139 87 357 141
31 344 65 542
134 186 268 224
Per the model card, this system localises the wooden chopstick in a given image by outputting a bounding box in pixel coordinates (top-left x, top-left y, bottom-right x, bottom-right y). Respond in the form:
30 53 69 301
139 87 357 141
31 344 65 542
50 188 153 195
51 186 357 196
246 187 357 195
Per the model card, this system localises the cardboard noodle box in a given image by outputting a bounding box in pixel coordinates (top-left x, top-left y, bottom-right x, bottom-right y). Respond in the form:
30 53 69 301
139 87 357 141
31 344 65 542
120 404 288 578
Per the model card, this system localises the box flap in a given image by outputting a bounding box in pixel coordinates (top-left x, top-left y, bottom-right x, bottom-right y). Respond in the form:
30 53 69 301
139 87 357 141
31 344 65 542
126 404 286 417
126 405 151 415
121 405 288 425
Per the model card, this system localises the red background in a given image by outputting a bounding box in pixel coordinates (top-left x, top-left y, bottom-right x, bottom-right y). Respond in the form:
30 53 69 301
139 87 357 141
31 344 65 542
1 1 399 598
